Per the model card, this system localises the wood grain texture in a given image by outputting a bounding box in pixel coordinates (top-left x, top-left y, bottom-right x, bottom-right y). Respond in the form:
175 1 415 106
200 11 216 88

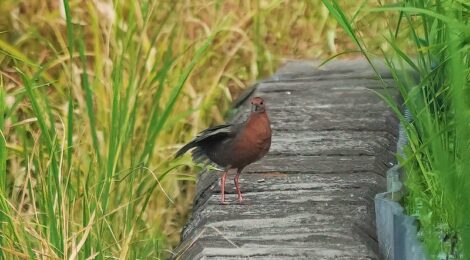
174 59 398 259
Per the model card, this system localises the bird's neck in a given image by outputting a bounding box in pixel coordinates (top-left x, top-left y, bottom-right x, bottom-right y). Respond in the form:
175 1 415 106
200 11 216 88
246 111 271 131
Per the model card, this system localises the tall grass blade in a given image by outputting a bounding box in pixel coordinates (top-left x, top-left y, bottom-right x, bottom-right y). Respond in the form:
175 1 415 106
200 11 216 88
62 0 75 171
448 18 470 257
0 76 7 259
78 37 102 165
18 70 65 256
321 0 386 83
142 33 215 162
0 77 6 193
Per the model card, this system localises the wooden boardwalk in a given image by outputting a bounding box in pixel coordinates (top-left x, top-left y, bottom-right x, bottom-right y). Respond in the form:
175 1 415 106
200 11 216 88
174 59 398 259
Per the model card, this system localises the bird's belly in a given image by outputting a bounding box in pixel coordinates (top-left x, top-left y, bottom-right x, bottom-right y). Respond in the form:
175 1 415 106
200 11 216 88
231 134 271 169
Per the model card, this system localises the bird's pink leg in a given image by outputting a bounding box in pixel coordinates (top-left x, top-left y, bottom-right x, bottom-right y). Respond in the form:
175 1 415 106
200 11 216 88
234 170 243 203
220 171 228 204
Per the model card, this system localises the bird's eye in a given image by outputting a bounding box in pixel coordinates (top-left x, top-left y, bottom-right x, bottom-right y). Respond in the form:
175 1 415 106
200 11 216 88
260 101 263 105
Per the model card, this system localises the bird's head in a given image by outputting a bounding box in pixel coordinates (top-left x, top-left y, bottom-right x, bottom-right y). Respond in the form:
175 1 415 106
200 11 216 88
251 97 266 113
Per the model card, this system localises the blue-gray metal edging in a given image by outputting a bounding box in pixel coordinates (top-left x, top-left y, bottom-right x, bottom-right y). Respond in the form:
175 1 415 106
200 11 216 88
375 108 427 260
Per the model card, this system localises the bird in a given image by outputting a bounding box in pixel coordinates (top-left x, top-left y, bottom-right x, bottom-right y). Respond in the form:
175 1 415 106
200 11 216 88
175 97 272 204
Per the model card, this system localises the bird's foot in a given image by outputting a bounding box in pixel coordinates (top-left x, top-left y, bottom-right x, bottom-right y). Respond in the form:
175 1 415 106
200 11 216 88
220 195 228 205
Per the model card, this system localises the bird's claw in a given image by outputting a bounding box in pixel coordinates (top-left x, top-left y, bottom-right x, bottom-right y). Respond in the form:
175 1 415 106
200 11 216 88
220 196 227 205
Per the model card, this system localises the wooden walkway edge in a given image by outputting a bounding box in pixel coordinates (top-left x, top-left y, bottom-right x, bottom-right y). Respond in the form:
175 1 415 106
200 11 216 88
174 59 398 259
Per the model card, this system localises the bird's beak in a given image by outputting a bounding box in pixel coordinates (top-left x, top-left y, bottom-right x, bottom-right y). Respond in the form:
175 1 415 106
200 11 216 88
252 104 260 112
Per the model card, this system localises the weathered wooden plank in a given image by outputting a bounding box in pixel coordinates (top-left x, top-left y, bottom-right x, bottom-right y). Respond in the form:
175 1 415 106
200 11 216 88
270 130 395 156
174 60 398 260
188 171 384 217
266 107 397 133
246 155 390 174
270 59 393 81
213 171 384 196
260 79 396 93
233 81 399 134
244 84 395 110
181 246 375 260
189 156 393 219
178 172 382 259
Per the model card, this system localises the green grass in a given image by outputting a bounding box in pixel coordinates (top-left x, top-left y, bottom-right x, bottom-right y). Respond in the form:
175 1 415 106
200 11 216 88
323 0 470 258
1 0 403 258
2 1 212 258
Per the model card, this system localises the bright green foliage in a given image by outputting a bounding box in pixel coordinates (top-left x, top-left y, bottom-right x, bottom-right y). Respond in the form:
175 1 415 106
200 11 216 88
323 0 470 258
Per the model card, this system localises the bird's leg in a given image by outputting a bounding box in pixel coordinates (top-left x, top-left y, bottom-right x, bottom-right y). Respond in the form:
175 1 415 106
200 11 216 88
234 169 243 203
220 171 228 204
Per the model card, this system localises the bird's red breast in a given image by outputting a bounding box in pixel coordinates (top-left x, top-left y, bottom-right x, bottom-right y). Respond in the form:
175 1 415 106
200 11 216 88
231 110 271 169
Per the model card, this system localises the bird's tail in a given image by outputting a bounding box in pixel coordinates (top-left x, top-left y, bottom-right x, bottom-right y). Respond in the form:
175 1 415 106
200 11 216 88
175 141 196 158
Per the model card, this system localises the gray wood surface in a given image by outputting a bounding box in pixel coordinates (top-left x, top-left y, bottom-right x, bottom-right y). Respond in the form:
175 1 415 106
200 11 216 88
174 59 398 260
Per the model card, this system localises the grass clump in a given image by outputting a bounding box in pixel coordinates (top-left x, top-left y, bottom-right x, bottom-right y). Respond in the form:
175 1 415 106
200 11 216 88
1 0 402 258
1 1 213 258
323 0 470 258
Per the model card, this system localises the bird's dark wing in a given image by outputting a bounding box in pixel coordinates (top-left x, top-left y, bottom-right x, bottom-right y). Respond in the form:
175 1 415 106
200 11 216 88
194 124 238 141
175 123 241 158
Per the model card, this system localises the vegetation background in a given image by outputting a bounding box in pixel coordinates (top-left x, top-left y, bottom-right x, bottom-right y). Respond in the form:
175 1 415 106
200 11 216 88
324 0 470 258
4 0 466 259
